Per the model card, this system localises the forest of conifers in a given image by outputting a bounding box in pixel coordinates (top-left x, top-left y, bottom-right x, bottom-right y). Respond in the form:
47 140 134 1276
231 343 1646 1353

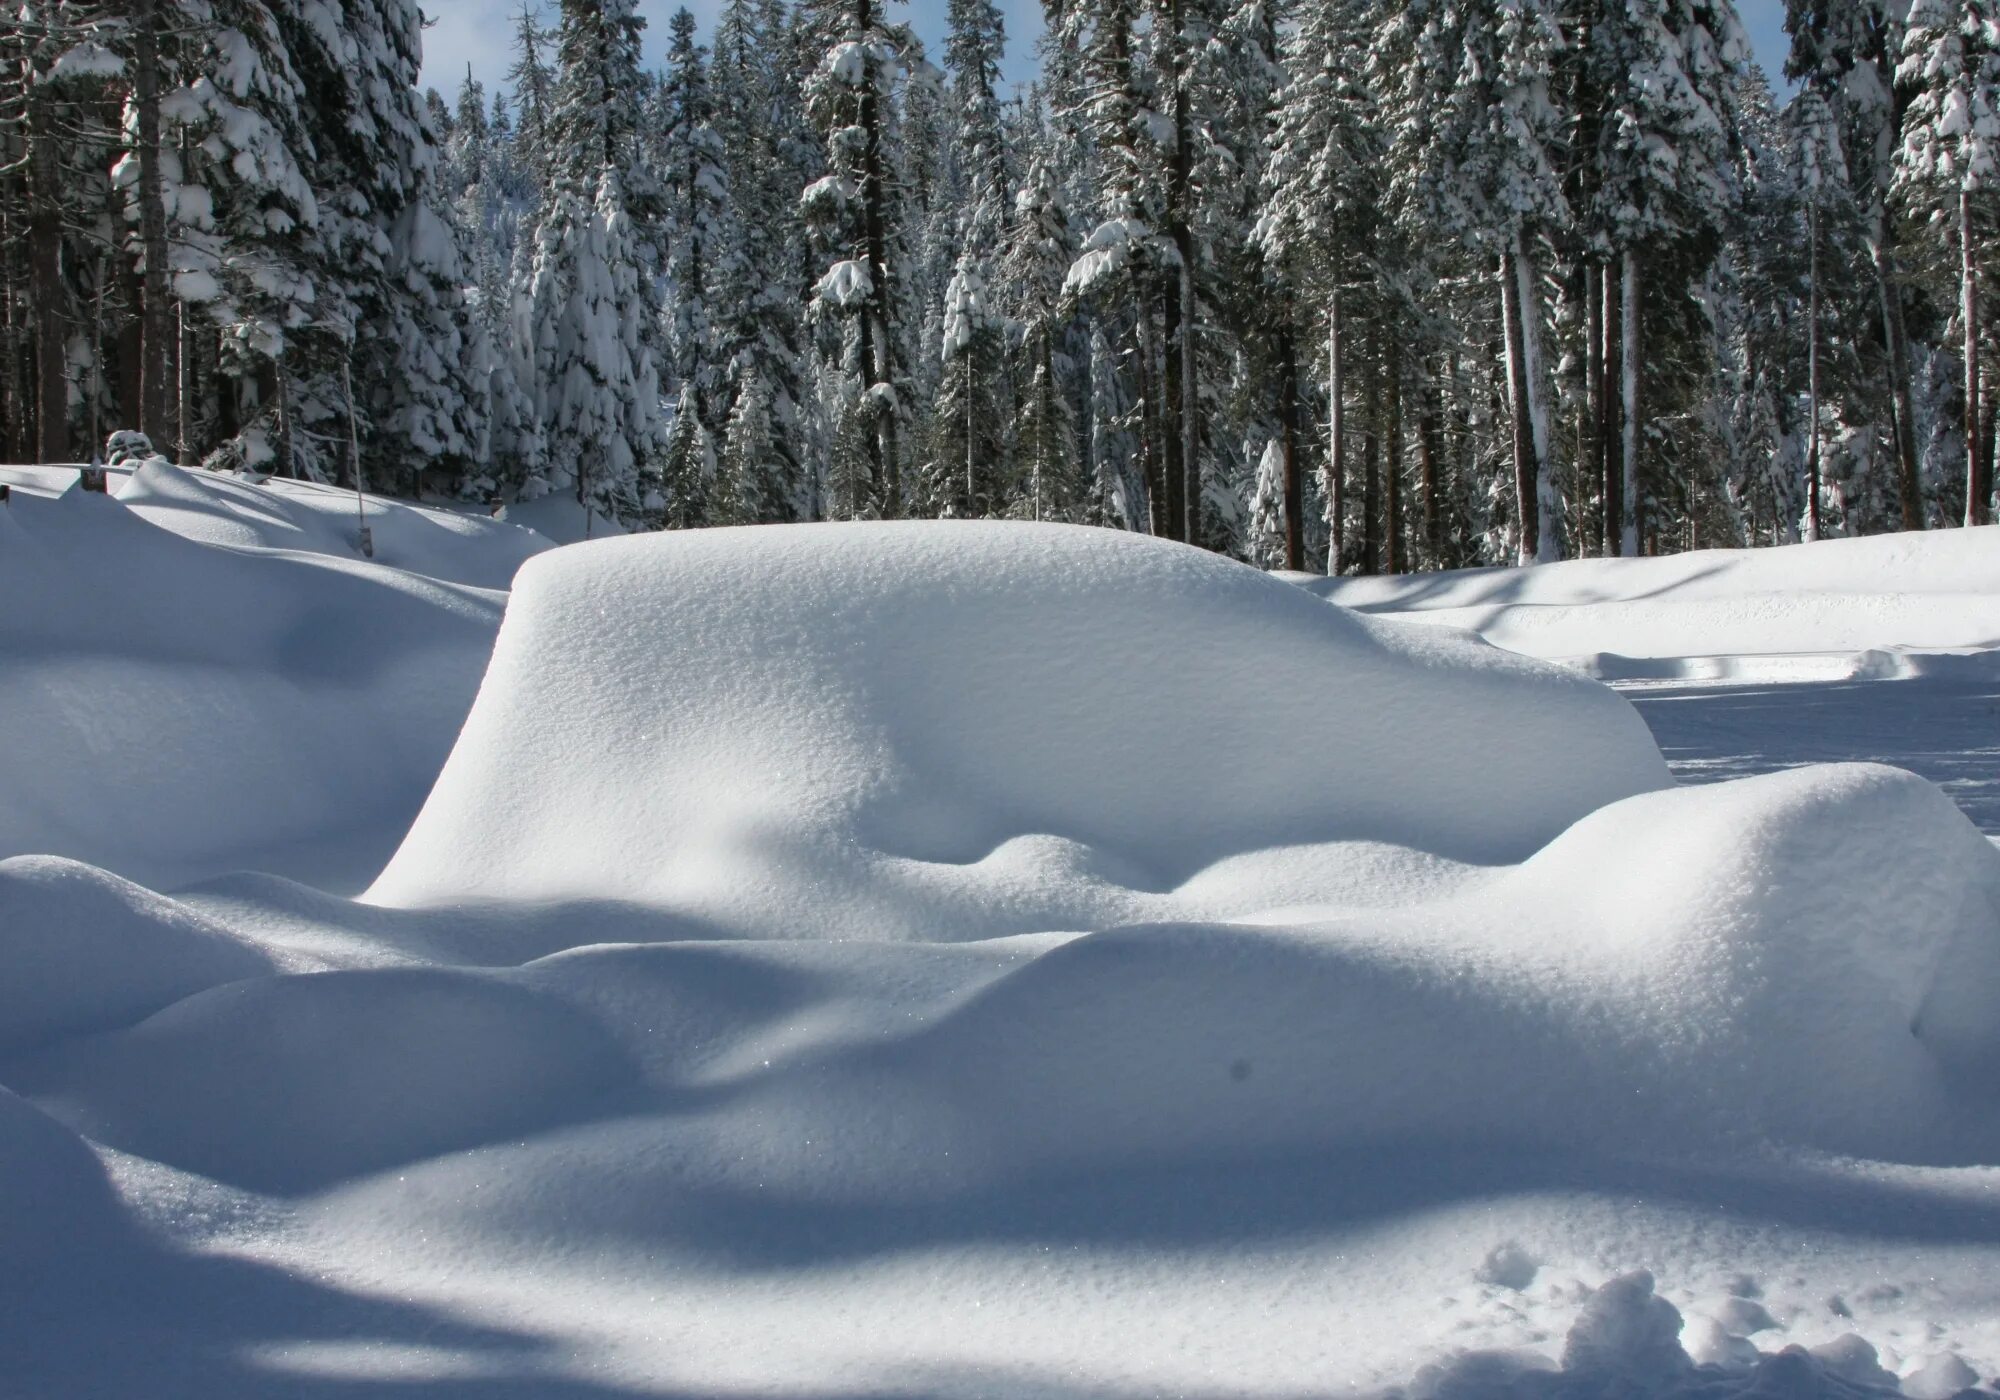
2 0 1996 572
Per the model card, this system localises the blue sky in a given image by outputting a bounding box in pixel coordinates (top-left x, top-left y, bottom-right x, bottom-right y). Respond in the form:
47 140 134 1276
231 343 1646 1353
420 0 1795 108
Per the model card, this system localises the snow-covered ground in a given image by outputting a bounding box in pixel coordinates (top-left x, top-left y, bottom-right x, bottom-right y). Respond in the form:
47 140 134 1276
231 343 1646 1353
5 466 2000 1399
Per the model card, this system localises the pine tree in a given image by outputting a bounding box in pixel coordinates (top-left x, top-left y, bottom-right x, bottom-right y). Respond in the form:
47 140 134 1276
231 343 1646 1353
719 364 788 522
1894 0 2000 525
1256 0 1384 573
802 0 919 519
661 381 714 527
659 8 735 426
1002 140 1084 523
926 252 1008 514
529 0 667 525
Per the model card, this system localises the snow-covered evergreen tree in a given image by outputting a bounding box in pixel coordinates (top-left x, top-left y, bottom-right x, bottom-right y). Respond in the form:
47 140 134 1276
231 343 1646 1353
1894 0 2000 525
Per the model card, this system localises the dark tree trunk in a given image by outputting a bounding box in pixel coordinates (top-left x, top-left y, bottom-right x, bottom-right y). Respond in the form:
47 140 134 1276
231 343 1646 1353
1585 261 1604 556
27 72 66 462
1420 357 1442 565
1325 292 1344 574
1499 242 1540 565
1807 205 1823 541
1161 276 1186 544
1277 319 1304 571
1963 190 1986 527
134 0 172 441
1362 315 1380 576
1167 0 1197 546
1602 258 1624 556
1873 223 1924 530
1621 248 1643 554
1384 327 1403 575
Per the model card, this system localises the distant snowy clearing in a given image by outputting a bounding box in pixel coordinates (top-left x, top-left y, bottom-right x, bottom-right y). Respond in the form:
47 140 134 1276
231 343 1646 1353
3 468 2000 1398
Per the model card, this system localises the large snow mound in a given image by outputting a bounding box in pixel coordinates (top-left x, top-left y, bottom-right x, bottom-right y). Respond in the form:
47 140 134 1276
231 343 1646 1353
0 473 512 891
1307 526 2000 670
371 522 1671 929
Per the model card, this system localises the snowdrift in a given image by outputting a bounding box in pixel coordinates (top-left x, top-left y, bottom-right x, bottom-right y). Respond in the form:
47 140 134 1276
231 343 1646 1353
6 513 2000 1396
0 465 521 891
115 457 548 590
1308 526 2000 671
371 522 1671 929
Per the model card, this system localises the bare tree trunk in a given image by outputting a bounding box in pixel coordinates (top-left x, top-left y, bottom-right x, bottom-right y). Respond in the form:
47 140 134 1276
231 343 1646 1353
1499 240 1541 565
1 201 23 462
1964 189 1986 527
1807 205 1823 542
1362 315 1380 576
1325 292 1344 575
1136 303 1164 536
1161 278 1186 544
1167 0 1198 546
856 0 897 519
1585 261 1604 556
27 72 66 462
1872 220 1924 530
134 0 172 441
1384 327 1403 575
1621 247 1643 555
1602 258 1623 555
1419 357 1441 566
177 297 193 462
1278 319 1304 571
275 351 293 478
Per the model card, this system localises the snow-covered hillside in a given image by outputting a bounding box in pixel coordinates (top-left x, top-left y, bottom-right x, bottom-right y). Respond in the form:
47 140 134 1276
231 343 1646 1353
4 475 2000 1399
1307 527 2000 681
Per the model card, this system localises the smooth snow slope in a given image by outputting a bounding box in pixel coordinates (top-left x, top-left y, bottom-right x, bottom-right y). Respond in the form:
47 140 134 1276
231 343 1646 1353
6 514 2000 1398
0 463 537 891
116 459 549 590
1306 526 2000 674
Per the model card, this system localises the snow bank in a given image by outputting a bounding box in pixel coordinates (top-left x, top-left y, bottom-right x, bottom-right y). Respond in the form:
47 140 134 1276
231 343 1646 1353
0 1087 127 1269
0 479 510 891
115 459 550 589
1308 526 2000 667
0 856 270 1051
371 522 1670 930
11 967 633 1192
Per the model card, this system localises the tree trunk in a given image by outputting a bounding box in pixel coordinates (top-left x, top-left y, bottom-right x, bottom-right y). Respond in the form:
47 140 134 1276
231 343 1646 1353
1278 319 1304 571
1602 258 1623 556
1621 247 1642 555
1168 0 1198 546
27 71 66 462
1420 357 1441 566
1807 205 1823 542
856 0 896 519
1136 303 1164 536
1499 241 1541 565
1963 189 1986 527
1362 315 1380 576
1872 220 1924 530
1384 327 1403 575
134 0 172 441
1 200 22 462
1325 292 1344 575
1161 278 1186 544
1585 261 1604 556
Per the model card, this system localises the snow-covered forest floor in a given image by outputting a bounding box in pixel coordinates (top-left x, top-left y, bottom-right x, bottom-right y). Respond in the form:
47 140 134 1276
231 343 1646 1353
5 462 2000 1400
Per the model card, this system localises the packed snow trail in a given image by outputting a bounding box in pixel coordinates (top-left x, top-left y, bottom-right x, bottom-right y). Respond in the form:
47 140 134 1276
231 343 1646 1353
3 489 2000 1397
